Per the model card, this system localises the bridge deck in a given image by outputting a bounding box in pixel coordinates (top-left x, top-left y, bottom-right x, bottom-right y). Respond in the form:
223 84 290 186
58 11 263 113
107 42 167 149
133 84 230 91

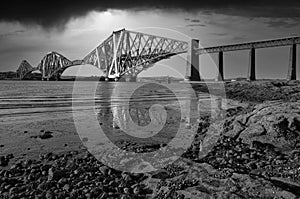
195 36 300 54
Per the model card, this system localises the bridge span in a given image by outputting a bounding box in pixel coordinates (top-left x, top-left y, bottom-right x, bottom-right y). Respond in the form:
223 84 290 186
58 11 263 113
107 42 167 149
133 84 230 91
82 28 188 81
17 28 189 81
16 29 299 81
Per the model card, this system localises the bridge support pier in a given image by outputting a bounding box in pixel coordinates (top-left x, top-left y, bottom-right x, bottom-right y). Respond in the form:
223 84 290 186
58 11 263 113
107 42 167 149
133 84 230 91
287 44 297 80
185 39 201 81
248 48 256 81
216 51 224 81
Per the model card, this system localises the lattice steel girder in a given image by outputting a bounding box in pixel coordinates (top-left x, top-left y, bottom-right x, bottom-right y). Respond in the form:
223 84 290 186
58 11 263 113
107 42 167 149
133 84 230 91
16 60 34 79
38 52 73 79
195 36 300 54
82 29 188 78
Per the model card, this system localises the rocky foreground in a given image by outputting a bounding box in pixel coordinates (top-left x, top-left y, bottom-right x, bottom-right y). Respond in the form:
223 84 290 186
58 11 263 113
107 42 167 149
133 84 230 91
1 80 300 198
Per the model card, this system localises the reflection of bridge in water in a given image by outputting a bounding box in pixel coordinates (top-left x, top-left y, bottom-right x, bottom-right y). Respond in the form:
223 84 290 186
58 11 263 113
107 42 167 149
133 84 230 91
96 83 201 142
16 28 299 81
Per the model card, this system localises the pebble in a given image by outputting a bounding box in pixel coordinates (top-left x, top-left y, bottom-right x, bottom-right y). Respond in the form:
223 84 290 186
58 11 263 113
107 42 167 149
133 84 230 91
0 132 298 199
123 187 130 194
39 131 53 139
45 191 54 199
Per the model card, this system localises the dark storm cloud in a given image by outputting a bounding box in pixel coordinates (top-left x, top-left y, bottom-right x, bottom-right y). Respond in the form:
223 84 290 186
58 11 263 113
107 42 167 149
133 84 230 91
0 0 300 29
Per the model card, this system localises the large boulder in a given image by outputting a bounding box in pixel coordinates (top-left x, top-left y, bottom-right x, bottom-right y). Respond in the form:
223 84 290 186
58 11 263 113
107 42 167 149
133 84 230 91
198 100 300 161
236 101 300 151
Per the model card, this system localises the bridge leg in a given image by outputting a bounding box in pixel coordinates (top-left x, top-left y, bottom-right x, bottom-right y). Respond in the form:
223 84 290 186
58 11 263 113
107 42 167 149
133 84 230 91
167 76 171 84
216 51 224 81
185 39 201 81
247 48 256 81
287 44 297 80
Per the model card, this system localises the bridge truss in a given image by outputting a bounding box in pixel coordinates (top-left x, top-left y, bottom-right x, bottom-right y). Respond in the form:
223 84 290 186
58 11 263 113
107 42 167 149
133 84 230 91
83 29 188 80
16 60 34 80
37 52 75 80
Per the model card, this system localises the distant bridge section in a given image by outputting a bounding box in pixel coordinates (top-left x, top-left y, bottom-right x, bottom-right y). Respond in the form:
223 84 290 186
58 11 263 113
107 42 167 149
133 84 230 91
83 28 188 81
37 52 83 80
16 60 34 80
195 36 300 81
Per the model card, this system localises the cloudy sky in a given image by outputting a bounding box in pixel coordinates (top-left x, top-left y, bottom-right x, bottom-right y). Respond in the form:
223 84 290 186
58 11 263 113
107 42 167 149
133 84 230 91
0 0 300 79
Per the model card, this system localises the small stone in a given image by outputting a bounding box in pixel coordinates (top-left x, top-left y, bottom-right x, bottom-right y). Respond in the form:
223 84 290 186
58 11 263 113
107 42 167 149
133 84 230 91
48 168 63 181
185 124 191 129
6 154 14 159
113 124 120 129
73 170 80 175
99 166 109 175
58 178 67 185
45 191 54 199
241 154 249 160
63 184 70 192
133 186 140 195
0 157 8 167
23 159 32 166
39 132 53 139
151 169 169 179
4 184 12 190
9 187 17 195
123 187 130 194
76 181 85 187
120 195 129 199
99 193 107 199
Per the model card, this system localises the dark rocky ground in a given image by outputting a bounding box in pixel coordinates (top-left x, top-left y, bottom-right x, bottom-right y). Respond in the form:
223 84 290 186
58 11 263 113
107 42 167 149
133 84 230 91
1 80 300 198
193 80 300 103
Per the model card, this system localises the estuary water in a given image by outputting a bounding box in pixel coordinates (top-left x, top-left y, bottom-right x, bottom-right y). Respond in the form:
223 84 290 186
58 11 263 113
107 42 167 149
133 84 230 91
0 80 211 125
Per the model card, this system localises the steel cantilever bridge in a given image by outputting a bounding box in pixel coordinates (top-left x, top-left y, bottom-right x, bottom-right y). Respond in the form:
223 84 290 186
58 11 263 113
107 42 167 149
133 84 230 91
17 28 189 81
16 28 299 81
83 29 188 81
